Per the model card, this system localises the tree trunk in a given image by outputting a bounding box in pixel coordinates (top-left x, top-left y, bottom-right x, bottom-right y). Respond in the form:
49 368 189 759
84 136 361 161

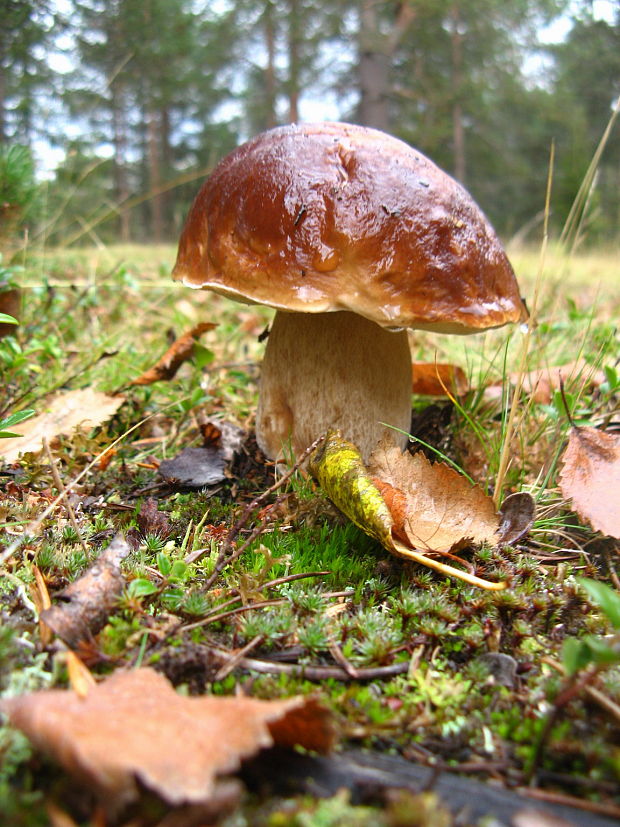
450 4 466 183
356 0 416 131
263 0 278 129
147 109 163 243
0 57 6 142
357 0 390 130
111 83 131 243
160 105 171 237
287 0 301 122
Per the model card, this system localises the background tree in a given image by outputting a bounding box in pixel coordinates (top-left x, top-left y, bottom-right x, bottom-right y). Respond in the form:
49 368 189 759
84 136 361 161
0 0 53 144
3 0 617 245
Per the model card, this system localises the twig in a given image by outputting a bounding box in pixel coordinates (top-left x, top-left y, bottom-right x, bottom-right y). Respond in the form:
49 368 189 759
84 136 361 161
183 598 287 630
183 589 353 632
43 437 89 555
518 787 620 820
185 570 331 621
210 648 409 682
202 434 326 591
328 641 360 679
543 655 620 725
213 635 264 681
525 657 609 783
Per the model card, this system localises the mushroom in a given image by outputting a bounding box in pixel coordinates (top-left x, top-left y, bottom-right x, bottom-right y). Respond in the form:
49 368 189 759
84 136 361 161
172 122 526 462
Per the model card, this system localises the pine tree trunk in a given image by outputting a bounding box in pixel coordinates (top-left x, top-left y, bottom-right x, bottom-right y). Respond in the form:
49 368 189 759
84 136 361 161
357 0 390 130
263 1 277 129
451 4 466 183
111 84 131 243
287 0 301 123
0 58 6 142
147 109 163 243
356 0 416 131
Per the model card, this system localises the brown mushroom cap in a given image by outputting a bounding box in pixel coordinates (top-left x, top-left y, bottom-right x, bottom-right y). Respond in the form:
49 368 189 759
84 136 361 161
172 121 526 333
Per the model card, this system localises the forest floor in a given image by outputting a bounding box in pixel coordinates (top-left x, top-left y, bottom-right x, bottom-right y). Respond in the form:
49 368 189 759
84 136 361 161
1 242 619 826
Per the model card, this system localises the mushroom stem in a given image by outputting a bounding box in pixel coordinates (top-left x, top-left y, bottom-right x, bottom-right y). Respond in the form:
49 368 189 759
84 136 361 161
256 310 412 462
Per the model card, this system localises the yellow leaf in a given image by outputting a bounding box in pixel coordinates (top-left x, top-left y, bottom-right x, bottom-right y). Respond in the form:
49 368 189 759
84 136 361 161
309 430 394 550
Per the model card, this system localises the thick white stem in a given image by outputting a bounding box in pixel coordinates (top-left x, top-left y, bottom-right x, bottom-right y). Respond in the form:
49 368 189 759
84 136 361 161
256 310 412 462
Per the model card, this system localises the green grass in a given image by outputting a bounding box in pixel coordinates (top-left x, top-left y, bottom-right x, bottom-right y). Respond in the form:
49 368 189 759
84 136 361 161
1 242 620 824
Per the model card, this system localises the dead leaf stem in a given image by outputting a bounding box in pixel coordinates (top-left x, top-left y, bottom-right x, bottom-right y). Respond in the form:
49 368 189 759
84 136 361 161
43 436 89 555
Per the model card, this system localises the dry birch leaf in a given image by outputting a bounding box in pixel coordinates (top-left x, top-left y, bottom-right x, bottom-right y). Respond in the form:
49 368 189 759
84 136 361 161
559 426 620 539
0 389 124 462
369 439 500 552
1 667 335 812
130 321 216 386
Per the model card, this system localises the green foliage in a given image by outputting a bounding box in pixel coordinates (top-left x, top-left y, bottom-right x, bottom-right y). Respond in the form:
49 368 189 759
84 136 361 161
0 409 35 438
0 146 39 226
561 578 620 676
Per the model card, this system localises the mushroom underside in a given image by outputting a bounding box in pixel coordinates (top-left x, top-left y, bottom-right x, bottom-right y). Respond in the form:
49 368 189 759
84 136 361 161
255 310 412 462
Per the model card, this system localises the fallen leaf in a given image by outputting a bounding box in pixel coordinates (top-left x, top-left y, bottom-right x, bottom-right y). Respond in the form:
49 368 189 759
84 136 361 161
310 431 506 590
1 667 334 813
498 492 536 544
31 565 53 647
130 321 216 386
158 421 245 488
41 535 131 648
65 651 96 698
483 359 605 405
559 426 620 539
0 389 124 462
412 362 468 396
159 445 228 488
136 496 171 539
369 439 500 552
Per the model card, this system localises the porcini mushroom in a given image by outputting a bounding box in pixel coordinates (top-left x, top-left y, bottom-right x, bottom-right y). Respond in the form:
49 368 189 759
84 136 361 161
173 122 526 462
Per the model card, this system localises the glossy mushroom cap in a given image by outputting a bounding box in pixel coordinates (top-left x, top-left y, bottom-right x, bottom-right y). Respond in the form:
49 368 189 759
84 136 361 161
172 121 527 332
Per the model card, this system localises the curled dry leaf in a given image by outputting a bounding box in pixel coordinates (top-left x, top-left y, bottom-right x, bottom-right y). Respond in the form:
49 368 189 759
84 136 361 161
411 362 468 397
0 388 125 462
1 667 335 813
41 535 130 648
310 431 508 590
498 492 536 544
130 321 216 386
559 426 620 539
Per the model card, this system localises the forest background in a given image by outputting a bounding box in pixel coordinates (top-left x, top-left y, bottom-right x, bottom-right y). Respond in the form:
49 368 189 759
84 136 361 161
1 0 619 250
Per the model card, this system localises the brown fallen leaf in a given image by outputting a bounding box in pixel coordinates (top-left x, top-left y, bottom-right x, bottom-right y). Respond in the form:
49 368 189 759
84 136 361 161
498 492 536 544
130 321 216 386
41 535 131 648
158 419 245 488
412 362 468 397
0 388 125 462
559 426 620 539
1 667 335 813
369 438 501 553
